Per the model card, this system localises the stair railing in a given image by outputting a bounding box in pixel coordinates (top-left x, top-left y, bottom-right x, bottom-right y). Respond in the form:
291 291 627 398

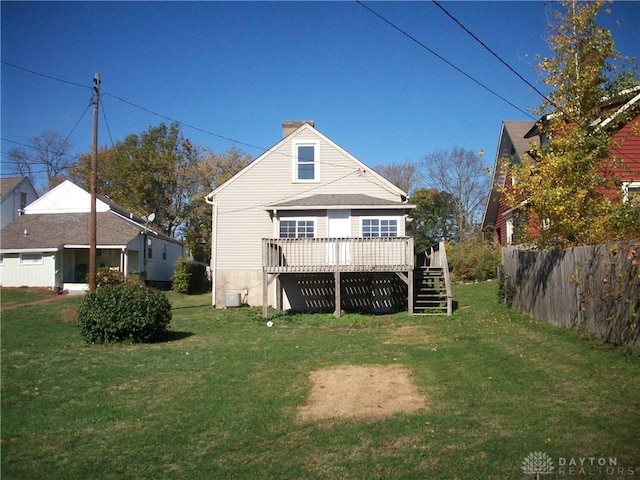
421 241 453 315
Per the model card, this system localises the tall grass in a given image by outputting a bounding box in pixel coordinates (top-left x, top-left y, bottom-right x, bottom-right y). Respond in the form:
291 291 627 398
2 283 638 479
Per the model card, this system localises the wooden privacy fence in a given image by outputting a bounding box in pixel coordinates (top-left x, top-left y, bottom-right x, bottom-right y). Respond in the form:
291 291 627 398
501 240 640 349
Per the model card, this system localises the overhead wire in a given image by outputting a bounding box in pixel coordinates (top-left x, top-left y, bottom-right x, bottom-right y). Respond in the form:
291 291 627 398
355 0 536 120
1 60 92 90
429 0 574 121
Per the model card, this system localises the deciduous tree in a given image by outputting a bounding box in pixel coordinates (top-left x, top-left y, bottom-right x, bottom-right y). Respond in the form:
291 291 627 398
421 147 490 241
507 0 639 248
181 146 252 260
8 130 74 193
408 188 457 253
374 161 422 195
72 123 200 238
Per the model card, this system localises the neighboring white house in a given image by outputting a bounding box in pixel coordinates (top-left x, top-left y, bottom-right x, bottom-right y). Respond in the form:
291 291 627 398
0 180 183 291
205 121 417 316
1 177 39 229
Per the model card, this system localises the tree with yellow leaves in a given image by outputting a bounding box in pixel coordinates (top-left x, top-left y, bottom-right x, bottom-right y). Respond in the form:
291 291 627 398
507 0 639 248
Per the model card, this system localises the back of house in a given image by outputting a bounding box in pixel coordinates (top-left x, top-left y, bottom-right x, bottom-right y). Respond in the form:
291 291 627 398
206 121 415 311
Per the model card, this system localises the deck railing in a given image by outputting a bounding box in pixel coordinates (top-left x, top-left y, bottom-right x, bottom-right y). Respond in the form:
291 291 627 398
263 237 414 273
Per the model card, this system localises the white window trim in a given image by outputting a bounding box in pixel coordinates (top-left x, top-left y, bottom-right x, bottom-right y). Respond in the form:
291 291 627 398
20 252 44 265
622 181 640 202
360 216 400 238
278 217 317 238
506 217 514 245
292 141 320 183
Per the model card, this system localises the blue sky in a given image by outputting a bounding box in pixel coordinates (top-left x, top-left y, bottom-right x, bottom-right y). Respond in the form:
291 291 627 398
2 1 639 184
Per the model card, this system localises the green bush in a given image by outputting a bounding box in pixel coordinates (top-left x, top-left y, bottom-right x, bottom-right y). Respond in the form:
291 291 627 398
448 240 501 282
172 257 210 294
78 283 172 344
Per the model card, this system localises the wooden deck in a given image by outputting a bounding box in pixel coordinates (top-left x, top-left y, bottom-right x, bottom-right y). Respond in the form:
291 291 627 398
262 237 414 273
262 237 415 318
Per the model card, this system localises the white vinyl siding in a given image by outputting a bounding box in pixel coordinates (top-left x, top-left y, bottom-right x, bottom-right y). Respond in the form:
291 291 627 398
211 125 407 272
0 252 56 288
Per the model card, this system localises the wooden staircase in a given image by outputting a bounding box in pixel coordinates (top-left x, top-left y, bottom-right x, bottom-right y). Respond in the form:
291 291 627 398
413 242 452 316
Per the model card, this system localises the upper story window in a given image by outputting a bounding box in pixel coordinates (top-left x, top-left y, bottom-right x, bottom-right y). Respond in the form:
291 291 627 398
293 142 319 182
279 219 315 238
362 218 398 238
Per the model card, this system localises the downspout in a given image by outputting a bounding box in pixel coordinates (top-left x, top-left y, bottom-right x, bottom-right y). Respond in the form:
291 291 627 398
205 195 218 307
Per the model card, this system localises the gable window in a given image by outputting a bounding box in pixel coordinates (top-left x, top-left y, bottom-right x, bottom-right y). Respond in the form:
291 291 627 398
362 218 398 238
293 142 319 182
162 243 167 261
20 253 43 265
279 219 315 238
147 238 153 260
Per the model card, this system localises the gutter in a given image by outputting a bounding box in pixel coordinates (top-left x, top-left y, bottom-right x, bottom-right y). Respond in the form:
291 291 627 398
204 194 218 308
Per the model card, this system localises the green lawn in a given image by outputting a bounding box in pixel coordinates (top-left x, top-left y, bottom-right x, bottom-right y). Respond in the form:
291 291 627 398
2 282 638 479
0 286 57 306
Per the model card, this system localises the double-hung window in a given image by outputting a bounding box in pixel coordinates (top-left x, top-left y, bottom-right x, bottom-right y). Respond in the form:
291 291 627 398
362 218 398 238
279 219 315 238
293 142 318 182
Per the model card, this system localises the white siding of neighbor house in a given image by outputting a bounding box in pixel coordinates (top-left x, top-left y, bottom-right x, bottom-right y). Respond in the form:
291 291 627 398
1 179 39 229
144 237 184 284
211 125 406 272
0 252 57 288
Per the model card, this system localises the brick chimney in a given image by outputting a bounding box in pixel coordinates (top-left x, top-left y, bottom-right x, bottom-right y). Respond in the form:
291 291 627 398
282 120 315 138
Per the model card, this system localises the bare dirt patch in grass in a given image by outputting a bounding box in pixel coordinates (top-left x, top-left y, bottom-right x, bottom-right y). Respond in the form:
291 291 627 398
297 365 426 422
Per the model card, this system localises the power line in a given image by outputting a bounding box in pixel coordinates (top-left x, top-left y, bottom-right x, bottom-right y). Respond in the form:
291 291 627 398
356 0 535 120
430 1 556 112
1 60 92 90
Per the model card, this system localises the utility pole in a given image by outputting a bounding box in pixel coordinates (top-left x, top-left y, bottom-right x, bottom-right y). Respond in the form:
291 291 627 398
89 73 100 292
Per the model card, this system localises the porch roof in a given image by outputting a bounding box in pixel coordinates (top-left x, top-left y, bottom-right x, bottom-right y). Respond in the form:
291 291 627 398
265 194 414 211
0 212 143 251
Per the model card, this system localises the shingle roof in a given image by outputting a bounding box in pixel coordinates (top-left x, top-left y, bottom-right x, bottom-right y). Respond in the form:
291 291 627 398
1 177 27 201
266 193 413 210
503 121 538 161
0 212 144 250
